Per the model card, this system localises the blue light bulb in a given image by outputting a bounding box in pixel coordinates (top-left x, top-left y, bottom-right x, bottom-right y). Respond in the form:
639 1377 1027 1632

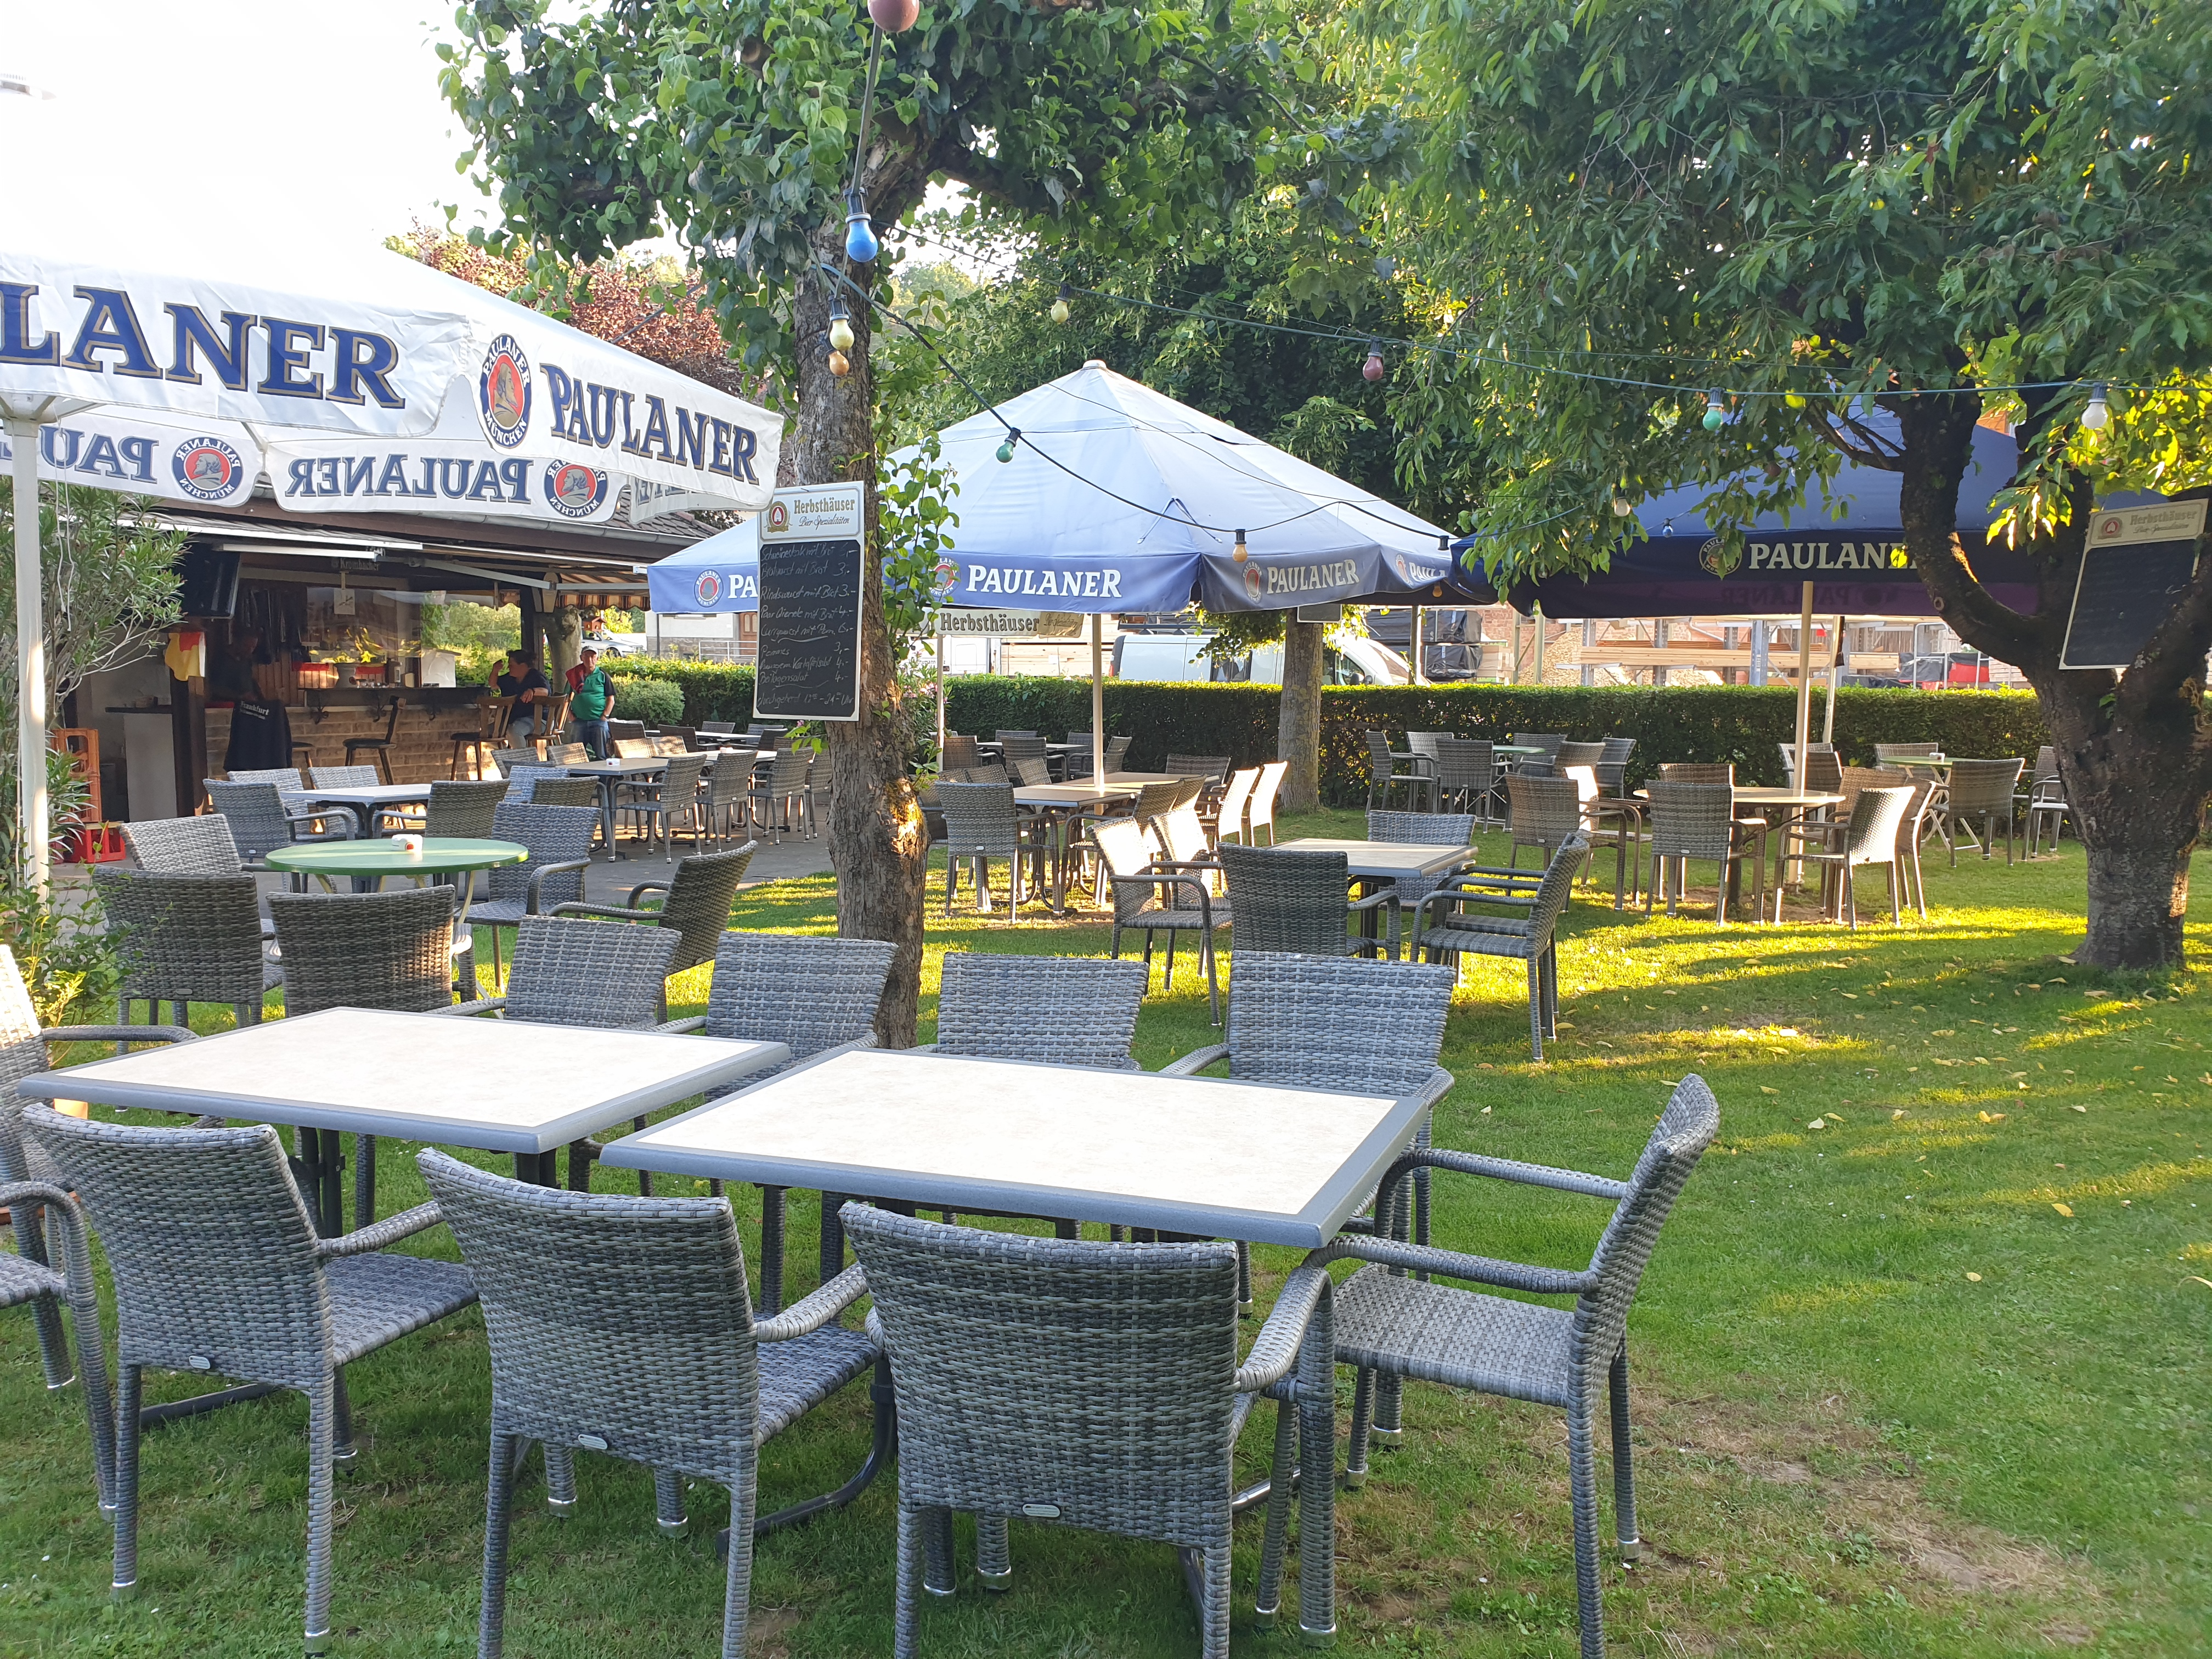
845 211 880 264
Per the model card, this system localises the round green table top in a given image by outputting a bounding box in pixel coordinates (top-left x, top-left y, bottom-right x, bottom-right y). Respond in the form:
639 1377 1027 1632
263 837 529 876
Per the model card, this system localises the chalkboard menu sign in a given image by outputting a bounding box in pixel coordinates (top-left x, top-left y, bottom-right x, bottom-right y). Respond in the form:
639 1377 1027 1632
756 484 866 721
2061 501 2208 671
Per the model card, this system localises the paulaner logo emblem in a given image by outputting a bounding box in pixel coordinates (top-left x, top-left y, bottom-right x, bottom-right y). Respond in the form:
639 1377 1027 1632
542 461 607 519
765 499 791 534
695 570 722 607
1243 562 1266 603
171 437 242 503
1697 536 1740 577
479 335 532 448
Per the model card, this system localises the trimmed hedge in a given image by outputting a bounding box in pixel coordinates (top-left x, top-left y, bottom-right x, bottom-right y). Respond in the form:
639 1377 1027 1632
608 662 757 726
945 678 2050 803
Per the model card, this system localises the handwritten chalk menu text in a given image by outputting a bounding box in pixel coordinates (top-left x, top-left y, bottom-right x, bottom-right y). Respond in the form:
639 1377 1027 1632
757 483 866 721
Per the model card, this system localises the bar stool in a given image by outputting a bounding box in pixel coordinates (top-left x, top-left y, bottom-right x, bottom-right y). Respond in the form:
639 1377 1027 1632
345 697 403 783
449 696 511 780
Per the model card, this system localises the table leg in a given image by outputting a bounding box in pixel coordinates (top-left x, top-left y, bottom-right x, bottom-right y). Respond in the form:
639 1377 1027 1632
1295 1294 1337 1645
313 1127 346 1237
601 778 623 860
453 868 482 997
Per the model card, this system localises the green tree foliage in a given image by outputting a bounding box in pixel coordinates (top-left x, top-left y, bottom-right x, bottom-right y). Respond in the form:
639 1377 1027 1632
1357 0 2212 966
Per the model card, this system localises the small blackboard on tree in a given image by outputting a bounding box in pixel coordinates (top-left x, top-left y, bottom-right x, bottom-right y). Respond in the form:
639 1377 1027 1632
755 483 866 721
2061 500 2208 672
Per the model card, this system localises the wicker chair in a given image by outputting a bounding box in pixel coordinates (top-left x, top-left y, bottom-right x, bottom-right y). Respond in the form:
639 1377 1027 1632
95 868 280 1030
1364 730 1435 811
999 735 1051 786
1207 767 1259 846
551 843 756 997
122 814 247 874
1596 738 1637 801
1365 809 1478 917
1943 757 2025 865
940 732 981 772
1412 834 1585 1061
417 1149 881 1657
2022 746 2069 856
488 746 542 776
750 749 816 842
1323 1076 1720 1659
1 1180 116 1515
1061 734 1133 780
1433 737 1503 822
1509 732 1565 773
0 949 193 1395
308 764 381 789
670 932 898 1311
1164 753 1232 787
424 778 507 840
936 781 1048 918
1782 785 1914 927
26 1109 476 1654
700 749 760 847
1245 761 1287 846
1562 766 1642 908
1873 742 1940 763
205 778 353 866
1641 782 1764 923
1556 740 1605 771
842 1204 1335 1656
614 752 710 862
927 952 1148 1071
267 887 459 1227
1508 774 1586 873
1221 841 1400 962
1092 817 1230 1023
459 803 599 984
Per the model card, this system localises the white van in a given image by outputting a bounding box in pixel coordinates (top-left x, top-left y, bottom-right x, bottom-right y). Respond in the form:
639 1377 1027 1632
1113 634 1218 681
1246 634 1412 686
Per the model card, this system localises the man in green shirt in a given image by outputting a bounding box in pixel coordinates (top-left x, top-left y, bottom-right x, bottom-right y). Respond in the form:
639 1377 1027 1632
566 646 616 758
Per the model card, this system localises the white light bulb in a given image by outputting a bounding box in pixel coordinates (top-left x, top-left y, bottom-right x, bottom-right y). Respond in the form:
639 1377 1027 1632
2081 383 2111 432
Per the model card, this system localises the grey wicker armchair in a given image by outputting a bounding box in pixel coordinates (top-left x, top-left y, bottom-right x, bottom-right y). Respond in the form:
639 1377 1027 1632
424 778 509 839
417 1149 882 1656
1432 737 1503 821
26 1109 476 1655
1164 752 1232 786
1322 1075 1720 1659
1364 729 1435 811
700 749 760 847
1782 785 1914 927
1365 809 1479 917
927 951 1148 1071
205 778 353 866
615 752 711 861
1 1180 116 1515
95 868 280 1030
936 780 1048 918
842 1204 1339 1655
1507 774 1585 871
1092 816 1229 1022
998 734 1051 785
1943 757 2025 865
2025 745 2070 857
121 813 248 874
1245 761 1287 846
750 749 816 841
460 803 599 984
1062 733 1133 780
1641 781 1764 923
1218 841 1399 962
553 842 757 977
1412 833 1586 1061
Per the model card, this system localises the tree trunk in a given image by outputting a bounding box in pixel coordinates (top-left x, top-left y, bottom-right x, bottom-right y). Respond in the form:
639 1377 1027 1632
792 240 928 1045
1894 393 2212 969
1278 618 1324 812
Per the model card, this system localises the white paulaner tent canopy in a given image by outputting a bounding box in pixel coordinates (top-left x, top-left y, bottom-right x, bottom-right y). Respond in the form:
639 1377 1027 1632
0 139 779 888
905 360 1453 783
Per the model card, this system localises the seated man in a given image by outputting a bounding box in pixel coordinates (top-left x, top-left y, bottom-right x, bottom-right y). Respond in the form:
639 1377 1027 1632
491 648 550 741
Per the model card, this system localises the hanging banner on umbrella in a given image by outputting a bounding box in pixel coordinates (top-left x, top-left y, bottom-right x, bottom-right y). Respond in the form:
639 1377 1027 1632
267 443 625 524
0 410 258 507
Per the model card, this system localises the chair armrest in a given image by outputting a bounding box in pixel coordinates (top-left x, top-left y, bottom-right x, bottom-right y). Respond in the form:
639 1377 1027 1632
315 1200 445 1259
622 879 674 909
1234 1262 1332 1393
1159 1042 1230 1077
525 859 592 912
1416 1065 1455 1111
1347 890 1398 913
549 901 654 922
42 1024 195 1048
656 1015 708 1034
436 997 509 1018
754 1262 870 1342
1319 1234 1596 1296
1383 1145 1628 1202
1108 871 1215 913
911 1041 940 1052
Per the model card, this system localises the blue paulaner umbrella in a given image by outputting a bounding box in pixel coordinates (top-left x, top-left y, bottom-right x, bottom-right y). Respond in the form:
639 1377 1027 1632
646 517 760 614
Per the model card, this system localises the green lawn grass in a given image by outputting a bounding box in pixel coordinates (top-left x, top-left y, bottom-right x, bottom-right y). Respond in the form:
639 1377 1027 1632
4 811 2209 1657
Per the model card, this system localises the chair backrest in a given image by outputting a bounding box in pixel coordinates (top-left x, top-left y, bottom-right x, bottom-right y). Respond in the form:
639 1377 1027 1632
998 736 1049 778
1599 737 1637 765
415 1148 759 1483
1948 757 2025 812
499 762 568 803
1212 768 1258 843
1155 803 1211 867
1643 781 1736 860
0 947 49 1184
1429 737 1494 793
766 749 811 792
934 781 1024 860
995 729 1037 740
1367 809 1473 848
547 742 590 764
1218 843 1353 956
26 1111 330 1386
1775 740 1835 781
1130 780 1182 828
701 719 737 735
1874 742 1940 762
652 735 689 756
1509 732 1566 763
502 916 681 1028
637 844 757 974
226 766 304 788
1835 765 1908 819
93 868 269 1003
843 1206 1242 1532
1571 1075 1719 1398
268 888 456 1016
204 779 301 862
935 952 1147 1071
1840 786 1915 865
425 778 508 839
1894 777 1937 857
1164 754 1231 784
309 764 381 789
606 719 646 743
940 733 981 772
703 931 897 1064
1090 814 1153 877
1802 749 1844 793
1105 735 1134 772
530 776 601 808
1009 752 1053 787
1525 832 1589 943
1405 731 1448 759
1246 760 1288 832
123 814 244 875
1508 774 1582 844
705 751 760 805
1225 952 1454 1097
654 753 710 802
1556 741 1604 770
490 747 542 777
614 737 656 759
1563 765 1604 816
1659 761 1733 785
1362 730 1396 775
484 803 598 911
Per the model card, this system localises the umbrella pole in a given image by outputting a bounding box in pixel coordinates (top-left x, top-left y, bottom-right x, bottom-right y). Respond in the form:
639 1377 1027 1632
1789 582 1815 890
1090 612 1105 785
934 611 946 759
1822 615 1845 745
8 414 49 894
1410 605 1425 685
